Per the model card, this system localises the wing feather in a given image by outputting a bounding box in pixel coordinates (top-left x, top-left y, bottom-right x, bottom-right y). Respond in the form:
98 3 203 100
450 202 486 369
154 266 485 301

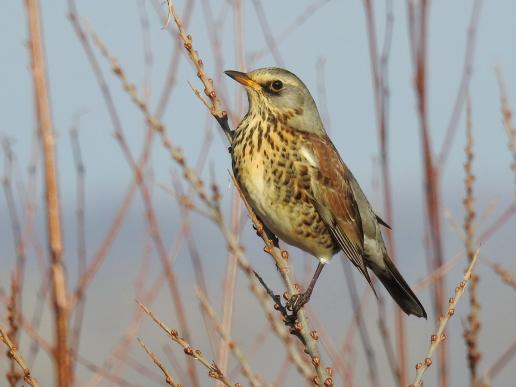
306 135 374 289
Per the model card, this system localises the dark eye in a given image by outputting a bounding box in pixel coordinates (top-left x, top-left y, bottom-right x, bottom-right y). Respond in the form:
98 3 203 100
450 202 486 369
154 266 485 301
271 80 283 91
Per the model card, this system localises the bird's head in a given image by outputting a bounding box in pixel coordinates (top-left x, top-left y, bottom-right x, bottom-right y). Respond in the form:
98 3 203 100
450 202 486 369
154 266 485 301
224 67 325 134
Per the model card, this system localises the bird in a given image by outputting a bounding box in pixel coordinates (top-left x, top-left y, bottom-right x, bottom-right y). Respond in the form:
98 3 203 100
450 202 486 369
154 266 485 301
225 67 427 318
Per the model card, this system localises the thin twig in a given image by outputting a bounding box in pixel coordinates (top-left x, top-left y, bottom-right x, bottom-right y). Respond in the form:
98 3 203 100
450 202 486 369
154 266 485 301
495 67 516 198
341 260 378 387
250 0 285 67
137 338 182 387
0 325 39 387
216 189 241 382
482 339 516 383
483 258 516 291
138 301 236 387
410 250 480 386
248 0 330 64
165 0 232 140
197 289 269 387
437 0 483 169
69 120 88 377
231 177 330 385
463 94 481 383
362 0 402 383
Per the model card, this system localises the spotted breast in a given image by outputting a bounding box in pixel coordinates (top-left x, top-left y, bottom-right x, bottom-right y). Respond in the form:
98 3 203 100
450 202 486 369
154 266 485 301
231 107 338 262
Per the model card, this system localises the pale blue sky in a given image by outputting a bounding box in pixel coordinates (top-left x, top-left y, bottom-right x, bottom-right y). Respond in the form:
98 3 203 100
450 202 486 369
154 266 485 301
1 1 515 386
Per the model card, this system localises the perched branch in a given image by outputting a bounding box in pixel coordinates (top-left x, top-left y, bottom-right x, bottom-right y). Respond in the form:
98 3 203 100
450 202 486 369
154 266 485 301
410 250 480 386
84 24 317 384
230 177 331 386
165 1 331 384
172 179 317 383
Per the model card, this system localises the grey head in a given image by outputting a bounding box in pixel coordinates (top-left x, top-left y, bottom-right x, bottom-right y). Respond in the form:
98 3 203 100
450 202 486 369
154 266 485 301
225 67 326 135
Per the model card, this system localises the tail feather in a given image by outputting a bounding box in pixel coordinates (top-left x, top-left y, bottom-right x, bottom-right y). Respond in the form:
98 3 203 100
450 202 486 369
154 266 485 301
374 255 427 319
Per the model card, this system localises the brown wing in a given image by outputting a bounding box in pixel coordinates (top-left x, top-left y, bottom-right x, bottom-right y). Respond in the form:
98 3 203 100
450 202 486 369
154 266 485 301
307 135 373 288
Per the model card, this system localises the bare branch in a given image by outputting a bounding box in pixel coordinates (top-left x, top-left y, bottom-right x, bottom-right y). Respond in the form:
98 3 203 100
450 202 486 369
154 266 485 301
138 301 236 387
410 250 480 386
137 338 182 387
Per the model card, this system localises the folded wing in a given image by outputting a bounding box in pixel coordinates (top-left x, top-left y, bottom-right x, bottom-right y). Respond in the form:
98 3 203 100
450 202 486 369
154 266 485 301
307 135 374 290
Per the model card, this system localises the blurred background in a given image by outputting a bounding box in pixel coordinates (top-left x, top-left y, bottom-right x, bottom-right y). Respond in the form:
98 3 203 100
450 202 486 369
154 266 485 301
1 0 515 386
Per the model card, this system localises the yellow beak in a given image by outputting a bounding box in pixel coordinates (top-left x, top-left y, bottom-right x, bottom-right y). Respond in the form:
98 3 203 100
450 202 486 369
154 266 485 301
224 70 261 90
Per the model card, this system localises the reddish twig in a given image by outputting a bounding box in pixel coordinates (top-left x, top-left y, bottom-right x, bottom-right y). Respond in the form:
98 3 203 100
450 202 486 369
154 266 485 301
407 2 448 385
437 0 483 169
250 0 285 67
361 0 403 384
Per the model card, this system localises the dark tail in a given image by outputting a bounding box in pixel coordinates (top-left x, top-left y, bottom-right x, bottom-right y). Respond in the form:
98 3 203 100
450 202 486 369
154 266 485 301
374 254 427 318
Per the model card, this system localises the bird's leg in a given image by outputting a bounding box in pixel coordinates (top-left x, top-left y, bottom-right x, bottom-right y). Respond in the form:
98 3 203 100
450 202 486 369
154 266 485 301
287 261 325 314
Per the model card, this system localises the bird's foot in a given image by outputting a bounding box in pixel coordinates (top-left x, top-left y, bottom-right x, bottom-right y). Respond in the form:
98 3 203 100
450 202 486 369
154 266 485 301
286 290 312 314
